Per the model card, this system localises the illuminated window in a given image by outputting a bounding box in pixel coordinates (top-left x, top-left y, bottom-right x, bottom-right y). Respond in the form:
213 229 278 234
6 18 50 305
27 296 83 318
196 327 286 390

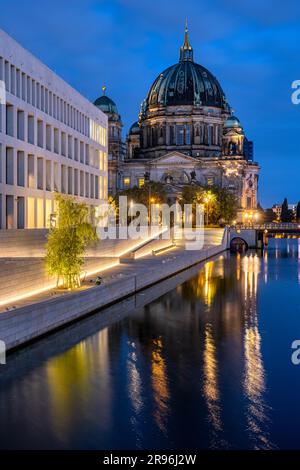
138 177 145 188
123 177 130 187
99 150 103 170
27 197 35 228
176 125 184 145
103 152 107 171
89 120 107 146
206 177 214 186
45 199 52 228
37 198 44 228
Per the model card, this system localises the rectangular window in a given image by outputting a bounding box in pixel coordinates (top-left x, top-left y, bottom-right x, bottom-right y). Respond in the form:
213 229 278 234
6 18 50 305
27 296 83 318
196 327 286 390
37 120 44 148
54 162 59 192
68 167 73 194
123 177 130 188
138 177 145 188
27 154 35 188
185 125 191 145
17 110 25 140
37 157 44 190
46 160 51 191
95 175 99 199
54 128 59 154
6 195 14 229
45 199 52 228
46 124 51 151
28 115 34 144
74 169 78 195
68 135 72 159
74 138 78 161
37 197 44 228
6 147 14 185
61 132 66 156
27 197 35 228
176 125 184 145
17 151 25 187
17 196 25 229
85 172 89 198
6 104 14 137
80 141 84 163
170 125 175 145
80 170 84 197
61 165 66 193
206 177 214 186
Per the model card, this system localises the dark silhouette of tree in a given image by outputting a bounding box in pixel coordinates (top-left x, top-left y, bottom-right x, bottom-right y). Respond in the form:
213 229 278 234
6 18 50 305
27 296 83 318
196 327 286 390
281 198 293 222
264 208 276 223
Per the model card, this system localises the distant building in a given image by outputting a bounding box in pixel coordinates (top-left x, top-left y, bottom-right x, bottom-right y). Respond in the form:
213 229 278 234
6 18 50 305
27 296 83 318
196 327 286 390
96 25 260 221
0 29 108 229
272 203 297 220
94 89 124 195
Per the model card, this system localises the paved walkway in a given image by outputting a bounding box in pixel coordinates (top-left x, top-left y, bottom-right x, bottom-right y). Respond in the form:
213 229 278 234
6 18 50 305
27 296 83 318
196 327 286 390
0 232 224 314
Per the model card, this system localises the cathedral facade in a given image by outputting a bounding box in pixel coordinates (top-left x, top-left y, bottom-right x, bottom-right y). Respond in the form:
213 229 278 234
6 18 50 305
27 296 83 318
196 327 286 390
94 26 260 221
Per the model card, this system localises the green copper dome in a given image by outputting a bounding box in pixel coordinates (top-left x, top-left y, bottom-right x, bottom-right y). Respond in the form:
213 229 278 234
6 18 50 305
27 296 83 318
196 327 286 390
224 116 243 129
94 94 119 114
142 25 228 113
129 121 140 135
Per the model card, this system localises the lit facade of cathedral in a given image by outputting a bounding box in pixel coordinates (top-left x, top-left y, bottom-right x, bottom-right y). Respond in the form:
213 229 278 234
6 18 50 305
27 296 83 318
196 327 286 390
94 26 259 221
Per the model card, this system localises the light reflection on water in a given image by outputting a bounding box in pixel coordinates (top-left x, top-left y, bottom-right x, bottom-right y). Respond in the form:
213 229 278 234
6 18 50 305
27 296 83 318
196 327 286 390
0 238 299 449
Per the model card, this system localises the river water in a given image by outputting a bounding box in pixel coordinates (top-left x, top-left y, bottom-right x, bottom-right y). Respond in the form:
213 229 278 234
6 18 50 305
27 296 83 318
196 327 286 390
0 238 299 450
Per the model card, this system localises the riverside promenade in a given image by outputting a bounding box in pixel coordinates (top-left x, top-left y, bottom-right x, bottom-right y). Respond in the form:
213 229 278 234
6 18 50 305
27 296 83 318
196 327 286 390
0 228 228 351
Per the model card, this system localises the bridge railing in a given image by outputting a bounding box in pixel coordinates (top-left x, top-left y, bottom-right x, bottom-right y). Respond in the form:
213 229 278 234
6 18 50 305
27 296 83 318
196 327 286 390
233 223 300 230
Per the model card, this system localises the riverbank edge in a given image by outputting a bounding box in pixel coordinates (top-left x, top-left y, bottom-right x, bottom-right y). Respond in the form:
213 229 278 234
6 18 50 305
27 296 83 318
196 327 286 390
1 243 227 353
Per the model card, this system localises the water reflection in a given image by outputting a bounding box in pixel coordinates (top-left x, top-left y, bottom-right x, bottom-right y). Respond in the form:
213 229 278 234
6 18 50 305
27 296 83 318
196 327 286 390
1 240 300 449
203 322 223 448
151 338 170 434
241 253 273 449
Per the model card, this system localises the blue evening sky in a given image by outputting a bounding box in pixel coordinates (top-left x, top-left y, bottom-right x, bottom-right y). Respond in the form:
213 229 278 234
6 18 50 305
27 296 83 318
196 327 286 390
1 0 300 207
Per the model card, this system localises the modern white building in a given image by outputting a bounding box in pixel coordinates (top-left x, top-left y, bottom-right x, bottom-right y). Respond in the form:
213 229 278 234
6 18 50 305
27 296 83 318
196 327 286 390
0 29 108 229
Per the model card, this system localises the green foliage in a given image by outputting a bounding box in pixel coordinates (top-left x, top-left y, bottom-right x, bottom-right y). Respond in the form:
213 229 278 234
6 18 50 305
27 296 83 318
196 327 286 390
117 181 167 206
264 208 276 223
210 185 238 224
113 182 167 224
181 184 238 225
46 195 97 290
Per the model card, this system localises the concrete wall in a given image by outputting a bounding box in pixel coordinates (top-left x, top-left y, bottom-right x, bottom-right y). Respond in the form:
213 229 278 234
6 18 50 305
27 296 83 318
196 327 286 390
0 257 118 306
0 233 228 351
0 226 166 258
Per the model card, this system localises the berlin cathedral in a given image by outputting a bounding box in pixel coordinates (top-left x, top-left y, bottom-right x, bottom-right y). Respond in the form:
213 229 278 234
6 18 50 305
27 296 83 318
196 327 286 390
94 25 260 221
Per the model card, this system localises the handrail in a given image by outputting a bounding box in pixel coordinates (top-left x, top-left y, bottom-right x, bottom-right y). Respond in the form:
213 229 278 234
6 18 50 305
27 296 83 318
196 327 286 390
232 223 300 230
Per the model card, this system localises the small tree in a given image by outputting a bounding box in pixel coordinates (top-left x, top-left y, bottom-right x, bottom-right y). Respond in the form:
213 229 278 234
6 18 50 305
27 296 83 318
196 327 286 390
46 195 97 289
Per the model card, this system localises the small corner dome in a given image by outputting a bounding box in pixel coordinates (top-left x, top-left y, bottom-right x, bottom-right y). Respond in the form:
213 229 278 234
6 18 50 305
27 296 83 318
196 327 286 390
94 95 118 114
224 115 243 129
129 121 140 135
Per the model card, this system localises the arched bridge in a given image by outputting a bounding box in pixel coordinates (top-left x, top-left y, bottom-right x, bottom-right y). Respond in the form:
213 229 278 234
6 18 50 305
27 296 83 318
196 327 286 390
228 223 300 250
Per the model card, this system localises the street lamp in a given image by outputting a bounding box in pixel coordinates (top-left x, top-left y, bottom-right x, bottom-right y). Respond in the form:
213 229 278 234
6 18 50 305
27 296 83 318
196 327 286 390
204 192 213 226
149 197 156 225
